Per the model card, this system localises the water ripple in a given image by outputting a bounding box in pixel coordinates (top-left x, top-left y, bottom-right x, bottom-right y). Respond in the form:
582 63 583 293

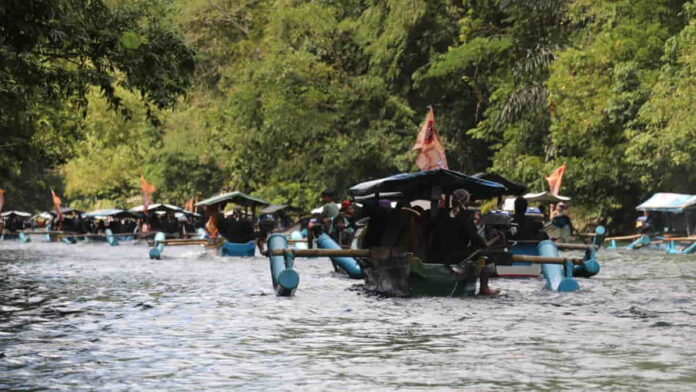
1 242 695 391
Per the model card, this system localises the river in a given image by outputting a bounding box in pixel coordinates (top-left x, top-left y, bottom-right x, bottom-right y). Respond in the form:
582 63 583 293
1 240 694 391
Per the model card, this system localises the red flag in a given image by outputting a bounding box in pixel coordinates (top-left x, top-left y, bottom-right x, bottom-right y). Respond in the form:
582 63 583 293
545 163 566 195
412 107 448 171
0 189 5 213
50 189 63 227
140 175 156 214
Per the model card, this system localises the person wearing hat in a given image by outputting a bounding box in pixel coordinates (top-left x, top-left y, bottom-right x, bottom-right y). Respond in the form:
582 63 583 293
432 188 501 296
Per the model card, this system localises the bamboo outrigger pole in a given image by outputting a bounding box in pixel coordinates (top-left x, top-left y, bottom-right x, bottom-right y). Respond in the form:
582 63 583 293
268 248 585 265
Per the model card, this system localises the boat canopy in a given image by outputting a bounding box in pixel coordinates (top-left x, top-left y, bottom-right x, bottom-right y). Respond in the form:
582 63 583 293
348 169 507 201
129 204 183 213
197 191 269 208
521 192 571 204
636 193 696 213
83 209 137 218
34 212 53 220
1 210 31 218
473 172 527 196
501 192 571 211
260 204 302 214
46 207 83 216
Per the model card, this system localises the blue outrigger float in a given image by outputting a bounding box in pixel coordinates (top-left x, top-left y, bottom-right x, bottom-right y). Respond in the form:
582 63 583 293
266 169 602 297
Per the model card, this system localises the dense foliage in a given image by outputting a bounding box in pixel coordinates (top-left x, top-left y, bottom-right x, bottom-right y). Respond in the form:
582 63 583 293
2 0 695 231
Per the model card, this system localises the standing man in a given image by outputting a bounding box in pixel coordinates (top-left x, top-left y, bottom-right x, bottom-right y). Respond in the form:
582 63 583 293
320 189 339 234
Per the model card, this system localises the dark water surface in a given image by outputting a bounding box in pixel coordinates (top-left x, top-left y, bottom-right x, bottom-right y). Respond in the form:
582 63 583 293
1 241 694 391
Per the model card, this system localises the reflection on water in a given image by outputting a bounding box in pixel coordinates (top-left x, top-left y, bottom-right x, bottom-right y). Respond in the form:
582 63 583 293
1 241 695 391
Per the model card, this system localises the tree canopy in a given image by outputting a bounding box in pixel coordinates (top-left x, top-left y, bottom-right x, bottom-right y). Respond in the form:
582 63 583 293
2 0 695 231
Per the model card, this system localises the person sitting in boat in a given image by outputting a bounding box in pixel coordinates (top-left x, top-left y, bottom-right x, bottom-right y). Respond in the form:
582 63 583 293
159 212 176 235
432 189 500 296
510 197 548 241
635 211 653 234
5 215 20 233
256 213 276 252
225 209 254 243
330 207 355 248
549 202 575 241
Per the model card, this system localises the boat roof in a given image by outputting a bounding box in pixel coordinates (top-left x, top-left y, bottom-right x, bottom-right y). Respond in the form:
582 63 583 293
196 191 269 208
521 192 571 203
472 172 527 196
129 203 183 213
636 193 696 213
501 192 571 210
83 209 138 218
46 207 83 215
1 210 32 218
260 204 302 214
348 169 507 201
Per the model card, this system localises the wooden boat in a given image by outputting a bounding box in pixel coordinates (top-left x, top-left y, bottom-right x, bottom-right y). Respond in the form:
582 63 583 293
265 169 601 297
1 210 32 240
195 191 271 257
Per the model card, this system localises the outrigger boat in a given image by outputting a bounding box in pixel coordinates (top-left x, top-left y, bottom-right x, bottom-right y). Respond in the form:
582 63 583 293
265 169 601 297
54 208 140 245
147 192 270 258
18 208 83 242
606 193 696 254
1 210 32 240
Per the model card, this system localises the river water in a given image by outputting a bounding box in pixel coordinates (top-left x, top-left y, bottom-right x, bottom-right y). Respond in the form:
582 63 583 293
0 240 694 391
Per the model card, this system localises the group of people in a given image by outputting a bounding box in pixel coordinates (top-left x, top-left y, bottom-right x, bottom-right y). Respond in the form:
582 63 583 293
299 190 359 248
0 214 30 233
203 206 256 243
310 189 579 296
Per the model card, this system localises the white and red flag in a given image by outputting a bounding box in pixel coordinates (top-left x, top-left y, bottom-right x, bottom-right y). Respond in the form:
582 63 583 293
413 106 448 171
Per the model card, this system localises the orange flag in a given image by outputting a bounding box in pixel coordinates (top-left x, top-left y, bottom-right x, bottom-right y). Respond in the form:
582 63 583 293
412 106 448 171
0 189 5 213
184 198 195 213
204 206 219 238
50 189 63 225
545 163 566 195
140 175 156 214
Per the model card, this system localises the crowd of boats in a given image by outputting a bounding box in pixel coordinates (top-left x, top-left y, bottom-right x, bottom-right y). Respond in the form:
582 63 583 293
2 169 695 298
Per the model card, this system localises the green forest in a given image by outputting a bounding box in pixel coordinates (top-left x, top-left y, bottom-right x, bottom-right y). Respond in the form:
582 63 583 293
2 0 695 231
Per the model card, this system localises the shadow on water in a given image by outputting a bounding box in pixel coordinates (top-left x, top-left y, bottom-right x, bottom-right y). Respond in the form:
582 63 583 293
0 241 695 391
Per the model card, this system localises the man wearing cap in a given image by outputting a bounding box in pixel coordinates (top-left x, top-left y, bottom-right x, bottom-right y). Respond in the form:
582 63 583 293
433 189 501 296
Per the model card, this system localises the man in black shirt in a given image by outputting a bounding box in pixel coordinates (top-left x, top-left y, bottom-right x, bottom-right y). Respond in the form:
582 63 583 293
511 197 548 241
434 189 500 296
